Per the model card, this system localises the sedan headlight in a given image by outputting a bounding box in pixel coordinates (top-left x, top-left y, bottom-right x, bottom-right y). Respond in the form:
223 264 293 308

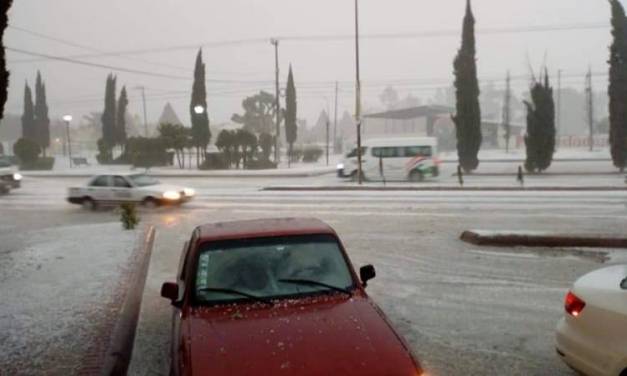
183 188 195 197
336 163 345 170
13 173 22 181
163 191 181 200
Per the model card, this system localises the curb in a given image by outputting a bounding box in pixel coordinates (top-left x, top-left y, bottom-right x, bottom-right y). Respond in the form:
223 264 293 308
261 186 627 192
451 172 622 177
460 230 627 248
22 170 335 179
440 158 612 164
101 226 156 376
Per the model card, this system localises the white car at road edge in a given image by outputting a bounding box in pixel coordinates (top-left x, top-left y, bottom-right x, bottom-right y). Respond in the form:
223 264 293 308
555 264 627 376
67 173 195 209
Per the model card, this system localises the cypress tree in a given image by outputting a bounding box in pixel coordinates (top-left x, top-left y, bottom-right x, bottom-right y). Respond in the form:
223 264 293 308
101 74 117 149
0 0 13 121
34 71 50 155
190 49 210 165
524 71 556 173
609 0 627 172
453 0 482 173
21 82 35 142
285 65 298 167
116 85 128 147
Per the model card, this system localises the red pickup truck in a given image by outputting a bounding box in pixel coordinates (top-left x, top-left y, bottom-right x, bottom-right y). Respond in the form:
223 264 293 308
161 217 424 376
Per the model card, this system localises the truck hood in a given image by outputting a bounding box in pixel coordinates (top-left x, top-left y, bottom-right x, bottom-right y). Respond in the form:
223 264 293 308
184 294 419 376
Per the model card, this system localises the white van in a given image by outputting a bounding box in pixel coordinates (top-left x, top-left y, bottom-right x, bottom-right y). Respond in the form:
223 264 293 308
337 137 440 182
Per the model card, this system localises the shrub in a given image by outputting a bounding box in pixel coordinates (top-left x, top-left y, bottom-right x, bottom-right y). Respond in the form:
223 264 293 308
13 138 41 164
302 145 324 163
119 203 140 230
289 146 303 163
19 157 55 171
246 158 277 170
199 153 230 170
96 138 113 165
125 137 169 168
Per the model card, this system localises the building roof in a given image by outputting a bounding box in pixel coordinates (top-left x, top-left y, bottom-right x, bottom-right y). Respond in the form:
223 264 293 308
158 102 184 126
198 218 336 242
364 105 454 120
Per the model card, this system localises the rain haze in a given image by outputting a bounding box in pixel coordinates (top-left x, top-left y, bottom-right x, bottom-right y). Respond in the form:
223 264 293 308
3 0 610 124
1 1 627 376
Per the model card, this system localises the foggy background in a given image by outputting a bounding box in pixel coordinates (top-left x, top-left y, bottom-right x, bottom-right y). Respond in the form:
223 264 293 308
2 0 610 133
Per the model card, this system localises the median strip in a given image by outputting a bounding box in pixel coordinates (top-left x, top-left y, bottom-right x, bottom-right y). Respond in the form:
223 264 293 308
460 230 627 248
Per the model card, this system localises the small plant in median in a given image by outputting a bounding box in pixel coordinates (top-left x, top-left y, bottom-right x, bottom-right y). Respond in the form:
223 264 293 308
120 203 140 230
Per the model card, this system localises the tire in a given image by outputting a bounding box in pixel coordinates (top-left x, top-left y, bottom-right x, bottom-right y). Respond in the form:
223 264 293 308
409 170 424 182
82 197 97 211
431 166 440 177
350 170 366 182
142 197 159 209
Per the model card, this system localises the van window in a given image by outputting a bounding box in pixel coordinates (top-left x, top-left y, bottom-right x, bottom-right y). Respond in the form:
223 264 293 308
404 146 432 157
372 147 400 158
346 147 367 158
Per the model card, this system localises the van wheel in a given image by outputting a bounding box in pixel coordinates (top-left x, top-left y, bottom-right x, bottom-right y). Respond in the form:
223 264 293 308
142 197 159 209
409 170 424 182
350 171 366 182
82 197 97 211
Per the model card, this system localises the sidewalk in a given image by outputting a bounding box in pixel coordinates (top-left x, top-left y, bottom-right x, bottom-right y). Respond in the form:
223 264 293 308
0 223 153 375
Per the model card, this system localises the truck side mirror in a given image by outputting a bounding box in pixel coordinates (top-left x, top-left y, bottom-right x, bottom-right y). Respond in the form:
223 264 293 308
360 265 376 287
161 282 179 303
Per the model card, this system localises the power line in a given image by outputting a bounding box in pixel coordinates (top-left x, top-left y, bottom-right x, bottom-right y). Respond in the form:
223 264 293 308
6 46 280 84
7 24 193 72
8 21 609 62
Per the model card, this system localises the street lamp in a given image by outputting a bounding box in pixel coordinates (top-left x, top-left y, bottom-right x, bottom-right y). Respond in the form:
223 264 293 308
63 115 73 168
194 105 205 115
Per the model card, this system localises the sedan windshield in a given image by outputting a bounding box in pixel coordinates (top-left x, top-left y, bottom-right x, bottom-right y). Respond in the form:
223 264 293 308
128 174 159 187
194 234 354 305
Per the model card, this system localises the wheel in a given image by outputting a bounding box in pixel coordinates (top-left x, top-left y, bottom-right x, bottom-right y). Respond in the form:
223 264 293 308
81 197 97 211
142 197 159 209
431 166 440 177
350 170 366 182
409 170 424 182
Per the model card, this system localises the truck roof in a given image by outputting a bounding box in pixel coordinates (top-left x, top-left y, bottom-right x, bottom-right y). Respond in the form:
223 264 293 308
197 218 337 242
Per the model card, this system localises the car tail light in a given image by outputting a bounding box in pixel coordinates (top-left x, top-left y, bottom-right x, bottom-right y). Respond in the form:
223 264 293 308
565 291 586 317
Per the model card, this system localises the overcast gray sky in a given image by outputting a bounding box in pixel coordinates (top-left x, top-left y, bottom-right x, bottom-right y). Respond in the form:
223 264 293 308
3 0 611 128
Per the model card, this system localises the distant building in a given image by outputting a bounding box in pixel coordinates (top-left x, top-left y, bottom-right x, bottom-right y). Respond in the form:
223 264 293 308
158 102 184 126
360 105 525 151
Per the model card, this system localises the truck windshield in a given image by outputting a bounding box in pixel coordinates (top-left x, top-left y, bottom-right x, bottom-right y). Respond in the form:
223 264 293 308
193 234 354 305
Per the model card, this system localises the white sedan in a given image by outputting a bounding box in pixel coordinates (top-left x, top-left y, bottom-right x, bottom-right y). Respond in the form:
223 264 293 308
555 264 627 376
67 173 195 209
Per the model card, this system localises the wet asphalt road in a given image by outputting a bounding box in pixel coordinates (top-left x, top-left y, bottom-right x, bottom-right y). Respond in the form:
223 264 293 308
2 175 627 375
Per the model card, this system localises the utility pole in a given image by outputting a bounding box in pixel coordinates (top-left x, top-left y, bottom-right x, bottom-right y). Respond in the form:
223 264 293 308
585 67 595 151
326 111 330 166
355 0 363 184
333 81 339 155
556 69 562 147
271 38 281 164
502 71 511 153
133 86 149 137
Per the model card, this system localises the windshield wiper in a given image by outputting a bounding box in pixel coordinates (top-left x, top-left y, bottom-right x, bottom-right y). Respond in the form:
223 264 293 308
278 278 352 297
198 287 274 306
